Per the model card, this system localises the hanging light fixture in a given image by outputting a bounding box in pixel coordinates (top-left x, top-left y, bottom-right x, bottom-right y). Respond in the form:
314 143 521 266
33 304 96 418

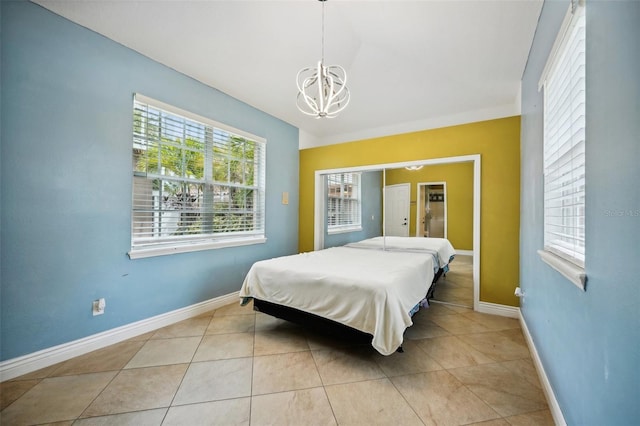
296 0 350 118
405 165 424 171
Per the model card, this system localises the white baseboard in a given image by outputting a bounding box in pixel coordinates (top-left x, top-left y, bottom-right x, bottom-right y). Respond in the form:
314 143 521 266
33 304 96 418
454 249 473 256
476 301 520 318
519 310 567 426
0 292 240 382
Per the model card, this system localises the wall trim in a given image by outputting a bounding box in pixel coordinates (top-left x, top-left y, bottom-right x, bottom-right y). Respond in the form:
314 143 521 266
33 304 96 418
519 310 567 426
476 301 520 318
0 292 239 382
454 249 473 256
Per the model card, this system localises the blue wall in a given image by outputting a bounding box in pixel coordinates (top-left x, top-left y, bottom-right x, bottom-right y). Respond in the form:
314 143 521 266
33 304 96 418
0 2 299 361
324 170 383 248
520 1 639 424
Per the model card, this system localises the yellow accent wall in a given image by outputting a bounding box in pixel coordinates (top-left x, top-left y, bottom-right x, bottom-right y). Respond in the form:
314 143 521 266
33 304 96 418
299 116 521 306
386 162 474 250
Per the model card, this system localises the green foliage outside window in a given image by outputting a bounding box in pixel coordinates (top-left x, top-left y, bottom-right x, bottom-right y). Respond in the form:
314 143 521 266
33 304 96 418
132 102 263 243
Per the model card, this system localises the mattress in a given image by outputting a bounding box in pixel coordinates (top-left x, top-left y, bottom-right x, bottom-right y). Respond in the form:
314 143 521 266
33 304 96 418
239 246 435 355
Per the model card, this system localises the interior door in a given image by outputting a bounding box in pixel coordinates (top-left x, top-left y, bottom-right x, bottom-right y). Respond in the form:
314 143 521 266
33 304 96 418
417 183 447 238
384 184 410 236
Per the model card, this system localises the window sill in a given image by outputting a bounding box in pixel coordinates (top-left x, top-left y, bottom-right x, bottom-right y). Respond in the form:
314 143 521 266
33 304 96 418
129 236 267 259
327 226 363 235
537 249 586 291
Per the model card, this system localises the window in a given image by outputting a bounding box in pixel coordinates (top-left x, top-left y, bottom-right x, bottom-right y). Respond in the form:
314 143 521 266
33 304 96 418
326 172 361 233
538 1 586 288
129 94 266 259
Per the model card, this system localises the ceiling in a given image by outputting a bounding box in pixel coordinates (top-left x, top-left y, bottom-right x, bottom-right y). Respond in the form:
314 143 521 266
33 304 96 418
33 0 543 149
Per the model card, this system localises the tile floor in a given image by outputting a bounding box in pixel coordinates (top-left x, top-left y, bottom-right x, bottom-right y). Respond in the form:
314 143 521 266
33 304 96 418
431 254 474 308
1 258 553 426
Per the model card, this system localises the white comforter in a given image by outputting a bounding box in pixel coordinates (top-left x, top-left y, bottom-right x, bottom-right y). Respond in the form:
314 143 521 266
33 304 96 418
346 236 456 271
239 246 435 355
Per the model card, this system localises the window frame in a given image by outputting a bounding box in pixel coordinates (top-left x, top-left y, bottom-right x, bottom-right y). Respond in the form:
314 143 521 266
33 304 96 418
128 94 267 259
537 0 586 290
326 172 362 235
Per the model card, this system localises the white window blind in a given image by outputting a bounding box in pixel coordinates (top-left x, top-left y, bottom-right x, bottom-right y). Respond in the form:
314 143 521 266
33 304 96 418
326 172 361 232
541 2 586 268
130 94 266 257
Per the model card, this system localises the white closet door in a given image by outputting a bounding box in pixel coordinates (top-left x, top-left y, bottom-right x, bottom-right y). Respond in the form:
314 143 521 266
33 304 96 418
384 184 410 237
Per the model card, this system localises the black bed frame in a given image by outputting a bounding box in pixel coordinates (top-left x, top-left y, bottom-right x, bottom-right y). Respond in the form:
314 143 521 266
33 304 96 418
253 298 374 345
251 267 447 353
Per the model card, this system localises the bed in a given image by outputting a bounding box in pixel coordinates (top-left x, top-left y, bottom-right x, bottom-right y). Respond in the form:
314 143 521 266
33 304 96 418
345 236 456 299
239 246 435 355
346 236 456 274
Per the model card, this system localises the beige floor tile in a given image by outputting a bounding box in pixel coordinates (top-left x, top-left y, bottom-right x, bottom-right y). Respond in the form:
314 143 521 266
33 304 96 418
429 313 492 334
449 363 548 417
417 302 460 316
172 358 252 405
0 379 40 410
192 332 254 361
417 335 495 368
50 341 145 377
435 303 475 314
251 388 336 426
391 370 500 426
436 287 474 306
73 408 167 425
325 378 423 426
3 259 552 425
206 314 255 334
505 409 555 425
214 301 255 316
458 331 530 362
1 371 117 425
81 364 187 417
252 352 322 395
430 255 474 307
254 327 310 356
500 358 543 390
311 347 385 386
126 331 155 342
124 336 201 368
500 328 528 344
467 419 511 426
373 340 443 377
462 311 521 331
254 312 299 331
151 316 212 339
405 315 452 340
164 398 250 426
442 274 473 288
451 254 474 265
7 363 61 381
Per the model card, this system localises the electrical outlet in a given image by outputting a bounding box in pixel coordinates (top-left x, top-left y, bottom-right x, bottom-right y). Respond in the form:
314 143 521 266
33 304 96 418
92 298 106 316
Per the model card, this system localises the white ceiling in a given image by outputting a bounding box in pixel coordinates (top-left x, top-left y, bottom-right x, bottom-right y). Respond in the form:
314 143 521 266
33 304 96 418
33 0 543 148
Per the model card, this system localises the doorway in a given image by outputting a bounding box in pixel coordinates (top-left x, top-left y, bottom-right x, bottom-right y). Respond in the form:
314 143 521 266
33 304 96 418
417 182 447 238
384 183 410 237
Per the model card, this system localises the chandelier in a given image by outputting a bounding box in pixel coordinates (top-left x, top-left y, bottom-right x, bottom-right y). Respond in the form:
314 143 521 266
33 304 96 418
296 0 350 118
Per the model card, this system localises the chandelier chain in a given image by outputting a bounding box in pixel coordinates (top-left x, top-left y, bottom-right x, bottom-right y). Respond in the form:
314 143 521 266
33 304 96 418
321 0 325 63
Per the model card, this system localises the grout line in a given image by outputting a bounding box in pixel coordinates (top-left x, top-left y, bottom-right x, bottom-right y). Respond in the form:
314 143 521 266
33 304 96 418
248 309 257 425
